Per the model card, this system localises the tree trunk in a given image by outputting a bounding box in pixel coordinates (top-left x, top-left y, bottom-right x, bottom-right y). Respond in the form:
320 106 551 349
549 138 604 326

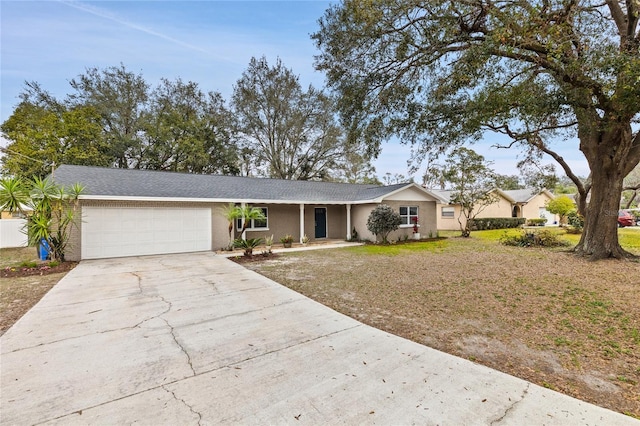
575 124 637 260
575 171 627 259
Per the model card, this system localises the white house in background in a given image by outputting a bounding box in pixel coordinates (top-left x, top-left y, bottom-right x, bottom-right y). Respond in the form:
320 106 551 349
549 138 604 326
431 188 558 230
52 165 442 261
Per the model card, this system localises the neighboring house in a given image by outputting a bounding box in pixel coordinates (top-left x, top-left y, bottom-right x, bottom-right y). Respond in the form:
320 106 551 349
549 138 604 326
0 204 32 219
500 188 557 224
432 188 557 230
52 165 441 261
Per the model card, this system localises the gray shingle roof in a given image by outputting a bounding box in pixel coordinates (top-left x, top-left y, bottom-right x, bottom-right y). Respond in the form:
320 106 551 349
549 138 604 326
51 165 427 204
429 189 455 203
501 189 540 203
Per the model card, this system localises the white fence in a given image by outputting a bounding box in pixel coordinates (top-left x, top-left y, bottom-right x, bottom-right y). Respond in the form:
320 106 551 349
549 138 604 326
0 219 28 248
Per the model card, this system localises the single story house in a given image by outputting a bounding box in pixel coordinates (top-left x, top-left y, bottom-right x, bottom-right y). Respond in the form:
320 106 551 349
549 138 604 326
431 188 557 230
52 165 441 261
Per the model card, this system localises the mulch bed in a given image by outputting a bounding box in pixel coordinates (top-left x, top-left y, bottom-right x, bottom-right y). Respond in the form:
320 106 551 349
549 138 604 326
1 262 78 278
228 253 281 264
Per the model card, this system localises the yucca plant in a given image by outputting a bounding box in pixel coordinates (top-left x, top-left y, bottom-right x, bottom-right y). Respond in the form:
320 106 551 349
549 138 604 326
0 176 83 262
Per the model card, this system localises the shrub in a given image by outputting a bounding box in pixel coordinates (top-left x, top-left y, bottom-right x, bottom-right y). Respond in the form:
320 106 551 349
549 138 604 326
526 218 548 226
233 238 263 257
280 234 294 244
567 211 584 231
366 204 402 243
470 217 525 230
500 230 571 248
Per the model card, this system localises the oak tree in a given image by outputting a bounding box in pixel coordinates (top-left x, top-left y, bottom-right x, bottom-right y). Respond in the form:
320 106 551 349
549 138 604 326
231 56 347 180
314 1 640 259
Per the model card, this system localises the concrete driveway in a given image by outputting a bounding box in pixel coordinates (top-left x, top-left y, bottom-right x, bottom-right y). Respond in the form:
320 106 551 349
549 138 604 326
1 252 635 425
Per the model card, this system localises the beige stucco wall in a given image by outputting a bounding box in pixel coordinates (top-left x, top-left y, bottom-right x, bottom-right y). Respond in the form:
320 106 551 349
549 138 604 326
351 204 375 241
521 193 558 223
475 195 513 218
436 203 465 231
437 193 513 231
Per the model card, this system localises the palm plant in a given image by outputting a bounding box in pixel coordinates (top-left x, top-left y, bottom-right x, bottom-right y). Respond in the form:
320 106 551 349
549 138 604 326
233 237 263 257
236 206 266 236
221 203 241 250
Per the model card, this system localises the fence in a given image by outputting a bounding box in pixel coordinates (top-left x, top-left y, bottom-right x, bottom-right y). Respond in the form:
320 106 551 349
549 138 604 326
0 219 28 248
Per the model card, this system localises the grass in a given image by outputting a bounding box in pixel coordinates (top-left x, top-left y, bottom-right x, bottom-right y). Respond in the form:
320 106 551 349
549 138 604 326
0 247 72 335
2 246 40 266
246 228 640 418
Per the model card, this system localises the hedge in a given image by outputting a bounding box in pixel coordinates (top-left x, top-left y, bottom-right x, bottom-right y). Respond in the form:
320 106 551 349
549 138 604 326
469 217 526 230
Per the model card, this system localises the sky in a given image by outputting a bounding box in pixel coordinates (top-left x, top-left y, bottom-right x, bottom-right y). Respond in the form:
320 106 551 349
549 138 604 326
0 0 591 181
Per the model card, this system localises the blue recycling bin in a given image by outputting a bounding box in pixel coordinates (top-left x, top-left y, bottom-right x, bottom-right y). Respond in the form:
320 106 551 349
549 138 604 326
38 238 50 261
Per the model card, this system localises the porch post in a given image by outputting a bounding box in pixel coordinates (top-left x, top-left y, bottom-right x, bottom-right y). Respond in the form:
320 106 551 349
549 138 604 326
299 204 305 243
346 204 352 240
241 202 246 240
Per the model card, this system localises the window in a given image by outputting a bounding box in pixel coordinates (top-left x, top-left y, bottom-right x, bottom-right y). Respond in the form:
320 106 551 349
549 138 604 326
441 207 455 218
399 206 418 225
236 207 268 230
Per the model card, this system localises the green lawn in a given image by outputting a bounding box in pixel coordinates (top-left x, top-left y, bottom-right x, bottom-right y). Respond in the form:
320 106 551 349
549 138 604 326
440 227 640 255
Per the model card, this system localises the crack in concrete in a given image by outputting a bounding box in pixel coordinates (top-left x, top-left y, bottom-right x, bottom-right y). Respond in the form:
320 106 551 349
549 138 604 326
3 288 303 355
133 272 196 377
490 382 530 425
32 324 362 425
224 324 363 370
162 385 203 425
160 312 196 377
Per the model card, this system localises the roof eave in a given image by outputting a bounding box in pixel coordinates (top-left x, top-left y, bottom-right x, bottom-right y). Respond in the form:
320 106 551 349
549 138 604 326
78 194 376 205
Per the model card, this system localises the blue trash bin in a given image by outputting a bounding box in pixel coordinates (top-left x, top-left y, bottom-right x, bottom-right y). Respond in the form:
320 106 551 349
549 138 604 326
39 238 50 261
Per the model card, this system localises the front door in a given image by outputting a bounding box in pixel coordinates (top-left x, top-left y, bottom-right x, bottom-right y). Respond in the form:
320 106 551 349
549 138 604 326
314 208 327 239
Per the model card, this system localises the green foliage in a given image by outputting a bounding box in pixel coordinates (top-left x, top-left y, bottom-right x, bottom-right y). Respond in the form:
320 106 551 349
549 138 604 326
526 218 548 226
1 101 110 178
221 203 242 250
233 237 264 257
500 230 571 248
0 177 28 214
429 148 498 237
567 211 585 232
0 176 83 261
493 174 523 190
236 206 266 235
313 0 640 258
546 195 576 223
140 79 239 174
366 204 402 243
470 217 526 231
280 234 294 244
2 65 239 178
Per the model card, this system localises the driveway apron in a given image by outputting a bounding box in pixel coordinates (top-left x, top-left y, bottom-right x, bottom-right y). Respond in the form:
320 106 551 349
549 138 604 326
1 252 635 425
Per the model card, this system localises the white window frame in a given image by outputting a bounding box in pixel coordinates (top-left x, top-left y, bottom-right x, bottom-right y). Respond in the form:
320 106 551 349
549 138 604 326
399 206 419 227
236 207 269 231
441 206 455 218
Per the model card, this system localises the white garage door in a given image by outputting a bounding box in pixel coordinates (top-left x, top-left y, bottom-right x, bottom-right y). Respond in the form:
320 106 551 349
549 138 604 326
82 206 211 259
